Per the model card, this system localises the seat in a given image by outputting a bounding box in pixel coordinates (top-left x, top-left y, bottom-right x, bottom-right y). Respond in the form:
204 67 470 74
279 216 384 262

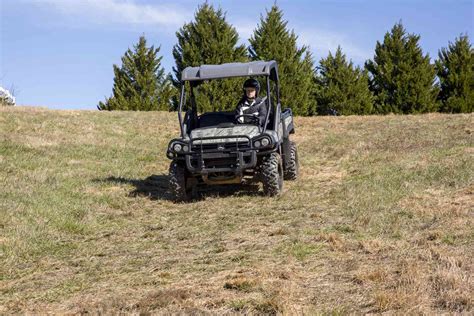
198 111 235 128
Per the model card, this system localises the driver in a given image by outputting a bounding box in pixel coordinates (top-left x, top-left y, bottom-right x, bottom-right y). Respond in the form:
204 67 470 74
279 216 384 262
235 78 267 126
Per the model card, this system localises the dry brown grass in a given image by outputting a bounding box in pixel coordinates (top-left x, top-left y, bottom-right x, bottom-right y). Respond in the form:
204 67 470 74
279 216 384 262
0 107 472 314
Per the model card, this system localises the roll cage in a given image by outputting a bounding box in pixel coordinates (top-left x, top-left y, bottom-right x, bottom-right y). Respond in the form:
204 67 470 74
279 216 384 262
177 61 281 138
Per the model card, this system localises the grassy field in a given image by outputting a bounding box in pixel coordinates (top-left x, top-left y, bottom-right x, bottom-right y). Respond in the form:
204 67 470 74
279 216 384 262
0 107 472 314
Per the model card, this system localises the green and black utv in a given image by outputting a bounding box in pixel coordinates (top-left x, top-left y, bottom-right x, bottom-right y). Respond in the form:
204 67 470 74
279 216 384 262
166 61 299 201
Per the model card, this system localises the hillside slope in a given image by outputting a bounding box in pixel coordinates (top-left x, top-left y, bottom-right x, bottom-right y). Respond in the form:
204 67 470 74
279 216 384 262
1 107 472 313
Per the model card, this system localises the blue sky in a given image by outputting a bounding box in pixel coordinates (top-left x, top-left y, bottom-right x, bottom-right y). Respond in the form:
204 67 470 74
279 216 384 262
1 0 473 110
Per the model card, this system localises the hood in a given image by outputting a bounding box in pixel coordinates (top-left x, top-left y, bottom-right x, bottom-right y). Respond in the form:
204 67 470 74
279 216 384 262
190 125 261 144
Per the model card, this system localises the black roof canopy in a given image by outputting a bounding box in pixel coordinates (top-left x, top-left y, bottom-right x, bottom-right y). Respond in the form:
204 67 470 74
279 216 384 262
181 60 279 82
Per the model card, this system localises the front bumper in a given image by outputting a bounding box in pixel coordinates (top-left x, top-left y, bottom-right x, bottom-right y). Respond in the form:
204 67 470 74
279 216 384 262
185 134 257 174
186 150 257 174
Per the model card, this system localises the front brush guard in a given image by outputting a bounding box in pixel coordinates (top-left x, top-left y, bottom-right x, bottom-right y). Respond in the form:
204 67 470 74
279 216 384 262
185 134 257 175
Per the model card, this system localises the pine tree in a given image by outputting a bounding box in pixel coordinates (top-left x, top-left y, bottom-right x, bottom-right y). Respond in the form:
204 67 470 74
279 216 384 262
365 22 438 114
435 34 473 113
249 5 316 116
172 3 247 112
98 36 174 111
316 47 373 115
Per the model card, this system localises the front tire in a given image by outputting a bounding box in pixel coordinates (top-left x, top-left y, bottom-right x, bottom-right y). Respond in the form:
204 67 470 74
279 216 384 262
169 161 191 202
260 152 283 196
284 141 299 180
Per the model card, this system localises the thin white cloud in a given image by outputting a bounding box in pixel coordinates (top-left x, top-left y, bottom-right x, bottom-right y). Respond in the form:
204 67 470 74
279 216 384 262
232 17 371 65
297 28 372 64
27 0 192 28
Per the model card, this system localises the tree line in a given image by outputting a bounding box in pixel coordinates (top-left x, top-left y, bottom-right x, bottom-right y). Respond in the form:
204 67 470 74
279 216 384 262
98 3 473 115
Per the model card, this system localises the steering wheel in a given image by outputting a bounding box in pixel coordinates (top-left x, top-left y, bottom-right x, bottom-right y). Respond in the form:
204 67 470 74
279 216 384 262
235 114 260 125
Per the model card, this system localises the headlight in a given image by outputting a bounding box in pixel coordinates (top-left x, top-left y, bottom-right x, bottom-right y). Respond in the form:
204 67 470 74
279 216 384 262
253 136 271 148
167 140 189 156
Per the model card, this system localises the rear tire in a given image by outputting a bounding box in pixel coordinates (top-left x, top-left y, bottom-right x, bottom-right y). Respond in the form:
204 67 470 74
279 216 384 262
284 141 299 180
169 161 192 202
260 152 283 196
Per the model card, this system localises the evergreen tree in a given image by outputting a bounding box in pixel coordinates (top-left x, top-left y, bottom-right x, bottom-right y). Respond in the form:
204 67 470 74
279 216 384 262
249 5 316 116
172 3 247 112
365 22 438 114
98 36 174 111
435 34 473 113
316 47 373 115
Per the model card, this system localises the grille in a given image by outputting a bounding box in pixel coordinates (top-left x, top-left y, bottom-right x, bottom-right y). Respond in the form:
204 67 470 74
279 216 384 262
191 141 250 152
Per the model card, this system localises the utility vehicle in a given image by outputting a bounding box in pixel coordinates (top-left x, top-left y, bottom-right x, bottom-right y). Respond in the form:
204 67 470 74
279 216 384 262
166 61 298 201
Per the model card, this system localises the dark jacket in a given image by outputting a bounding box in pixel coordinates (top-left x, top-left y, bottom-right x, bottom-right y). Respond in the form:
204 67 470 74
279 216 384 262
235 96 268 126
